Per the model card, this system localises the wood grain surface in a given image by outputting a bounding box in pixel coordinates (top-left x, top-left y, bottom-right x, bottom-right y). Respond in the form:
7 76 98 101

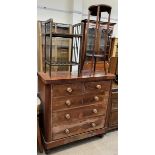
52 103 107 125
84 81 111 92
52 82 83 97
37 71 115 150
52 116 105 140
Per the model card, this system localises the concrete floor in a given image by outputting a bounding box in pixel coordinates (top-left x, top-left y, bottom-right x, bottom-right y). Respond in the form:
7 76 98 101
38 131 118 155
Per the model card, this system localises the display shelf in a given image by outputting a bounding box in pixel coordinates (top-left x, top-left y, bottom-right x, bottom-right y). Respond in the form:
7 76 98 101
43 19 84 76
45 60 78 66
43 45 69 49
45 33 82 38
81 5 116 74
86 53 104 57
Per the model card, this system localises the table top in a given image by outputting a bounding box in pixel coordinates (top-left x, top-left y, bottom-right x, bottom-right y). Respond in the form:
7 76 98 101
38 71 115 84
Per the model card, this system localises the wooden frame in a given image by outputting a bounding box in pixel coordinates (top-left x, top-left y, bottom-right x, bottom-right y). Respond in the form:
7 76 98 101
43 19 84 77
81 4 113 74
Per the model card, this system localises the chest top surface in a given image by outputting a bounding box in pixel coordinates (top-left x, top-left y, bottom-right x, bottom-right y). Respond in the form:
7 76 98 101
38 71 115 84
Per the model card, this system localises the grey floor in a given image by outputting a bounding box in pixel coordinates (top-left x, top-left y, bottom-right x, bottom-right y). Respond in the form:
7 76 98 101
38 131 118 155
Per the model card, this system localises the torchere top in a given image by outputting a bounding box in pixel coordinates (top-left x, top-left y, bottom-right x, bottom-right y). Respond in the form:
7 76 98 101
88 4 112 16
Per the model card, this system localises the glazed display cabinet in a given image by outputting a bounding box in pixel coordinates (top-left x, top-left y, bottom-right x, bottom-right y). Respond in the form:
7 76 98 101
42 19 84 76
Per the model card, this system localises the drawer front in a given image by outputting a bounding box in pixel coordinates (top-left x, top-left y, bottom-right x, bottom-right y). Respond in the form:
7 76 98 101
52 82 83 97
84 81 111 93
52 116 105 140
111 99 118 110
53 91 110 111
111 92 118 110
52 103 107 125
83 91 109 106
52 95 83 111
112 92 118 99
109 111 118 126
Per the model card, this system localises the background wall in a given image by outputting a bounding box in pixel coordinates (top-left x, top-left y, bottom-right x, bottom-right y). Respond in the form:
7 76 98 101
37 0 118 36
37 0 73 23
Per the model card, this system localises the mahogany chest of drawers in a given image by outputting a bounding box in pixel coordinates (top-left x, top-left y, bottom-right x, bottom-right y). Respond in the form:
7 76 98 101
38 72 115 152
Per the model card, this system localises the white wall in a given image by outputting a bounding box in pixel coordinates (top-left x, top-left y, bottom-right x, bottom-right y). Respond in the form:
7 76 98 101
37 0 73 23
37 0 118 36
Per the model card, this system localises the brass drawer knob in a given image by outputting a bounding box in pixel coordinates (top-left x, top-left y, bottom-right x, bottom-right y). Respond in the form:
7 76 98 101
93 109 98 114
67 87 72 93
94 96 99 101
65 100 71 106
91 123 96 127
96 84 101 89
65 114 70 119
64 128 70 134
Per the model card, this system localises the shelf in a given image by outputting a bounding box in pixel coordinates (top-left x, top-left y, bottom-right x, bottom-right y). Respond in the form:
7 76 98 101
45 33 82 38
43 45 69 49
87 44 106 46
86 53 105 58
45 60 78 66
82 19 116 26
57 46 69 49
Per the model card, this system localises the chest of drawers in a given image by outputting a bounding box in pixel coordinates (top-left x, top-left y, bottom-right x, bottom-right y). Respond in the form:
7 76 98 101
38 72 115 152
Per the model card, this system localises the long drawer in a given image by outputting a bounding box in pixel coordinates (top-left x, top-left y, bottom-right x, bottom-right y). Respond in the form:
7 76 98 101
52 91 109 111
52 103 107 125
52 116 105 140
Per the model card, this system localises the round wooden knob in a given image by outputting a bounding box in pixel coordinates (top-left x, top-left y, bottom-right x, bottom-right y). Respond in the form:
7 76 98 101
96 84 101 89
64 128 70 134
91 123 96 127
67 87 72 93
93 109 98 114
65 114 70 119
94 96 99 101
65 100 71 106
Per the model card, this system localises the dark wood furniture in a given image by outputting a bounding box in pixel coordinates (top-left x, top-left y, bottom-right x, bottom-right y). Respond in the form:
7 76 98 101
42 21 72 72
38 71 115 153
81 20 116 67
107 83 118 131
81 4 113 74
43 19 84 76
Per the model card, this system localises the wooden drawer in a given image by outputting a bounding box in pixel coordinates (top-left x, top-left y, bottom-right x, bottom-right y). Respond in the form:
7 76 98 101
52 116 105 140
111 92 118 110
112 98 118 102
84 81 111 93
109 111 118 126
52 82 83 97
83 91 109 105
112 93 118 99
52 91 109 111
112 101 118 110
52 95 83 111
52 103 107 125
